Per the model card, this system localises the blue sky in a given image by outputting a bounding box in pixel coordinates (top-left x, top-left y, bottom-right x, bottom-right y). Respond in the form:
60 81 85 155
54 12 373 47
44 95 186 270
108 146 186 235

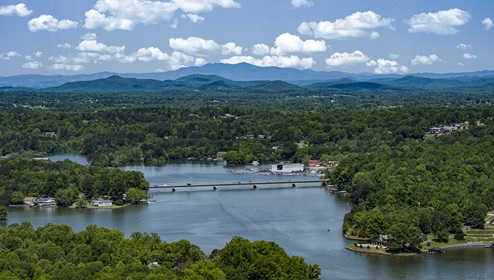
0 0 493 76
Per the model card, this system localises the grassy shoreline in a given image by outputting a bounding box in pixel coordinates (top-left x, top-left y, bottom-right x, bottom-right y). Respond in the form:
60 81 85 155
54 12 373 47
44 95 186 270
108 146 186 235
345 225 494 256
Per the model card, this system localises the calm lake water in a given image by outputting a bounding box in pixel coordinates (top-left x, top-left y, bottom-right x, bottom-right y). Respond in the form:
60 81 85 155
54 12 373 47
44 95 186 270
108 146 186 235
4 155 494 280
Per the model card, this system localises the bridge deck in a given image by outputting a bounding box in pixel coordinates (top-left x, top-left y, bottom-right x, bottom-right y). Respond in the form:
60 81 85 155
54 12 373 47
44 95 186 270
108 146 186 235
150 179 329 189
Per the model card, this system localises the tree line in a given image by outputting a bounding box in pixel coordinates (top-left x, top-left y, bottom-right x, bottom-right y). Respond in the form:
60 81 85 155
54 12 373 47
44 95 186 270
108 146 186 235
0 222 320 279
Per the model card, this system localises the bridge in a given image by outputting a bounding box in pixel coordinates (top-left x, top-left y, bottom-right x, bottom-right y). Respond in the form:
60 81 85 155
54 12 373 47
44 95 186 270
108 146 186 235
149 179 330 192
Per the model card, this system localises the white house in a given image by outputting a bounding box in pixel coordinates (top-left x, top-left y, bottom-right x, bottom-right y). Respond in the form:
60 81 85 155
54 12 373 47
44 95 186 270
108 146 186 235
38 197 56 206
271 163 305 173
90 199 113 207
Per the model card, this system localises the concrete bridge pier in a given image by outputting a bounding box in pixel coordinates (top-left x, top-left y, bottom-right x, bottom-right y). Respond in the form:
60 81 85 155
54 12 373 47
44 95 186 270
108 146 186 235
292 183 297 187
253 185 257 189
213 186 218 191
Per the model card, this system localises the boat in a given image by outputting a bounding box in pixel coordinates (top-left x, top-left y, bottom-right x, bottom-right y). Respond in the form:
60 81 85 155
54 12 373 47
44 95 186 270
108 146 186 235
252 161 259 166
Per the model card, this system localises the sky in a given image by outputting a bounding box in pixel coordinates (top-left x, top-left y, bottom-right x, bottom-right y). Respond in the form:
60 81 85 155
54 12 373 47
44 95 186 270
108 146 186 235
0 0 493 76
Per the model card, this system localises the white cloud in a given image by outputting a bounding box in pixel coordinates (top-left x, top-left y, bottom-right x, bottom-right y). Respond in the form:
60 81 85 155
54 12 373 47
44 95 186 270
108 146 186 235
389 54 399 59
369 31 380 39
76 39 125 54
221 42 242 55
0 3 32 17
170 36 243 56
0 51 21 60
251 44 270 56
28 14 78 32
129 47 169 62
482 17 493 30
84 0 240 31
456 43 472 49
368 59 408 74
58 43 73 49
221 55 316 69
34 51 43 57
463 53 477 59
291 0 314 8
411 54 442 66
169 36 219 55
182 13 205 23
405 8 470 35
195 57 207 67
325 50 369 67
167 51 195 70
51 64 84 71
22 61 43 69
298 11 394 39
271 33 326 55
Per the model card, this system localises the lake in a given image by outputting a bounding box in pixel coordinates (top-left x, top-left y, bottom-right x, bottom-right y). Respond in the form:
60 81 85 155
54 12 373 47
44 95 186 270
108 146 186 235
4 155 494 280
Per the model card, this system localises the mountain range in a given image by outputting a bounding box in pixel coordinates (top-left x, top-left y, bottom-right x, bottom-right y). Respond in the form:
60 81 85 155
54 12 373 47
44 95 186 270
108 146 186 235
1 62 494 91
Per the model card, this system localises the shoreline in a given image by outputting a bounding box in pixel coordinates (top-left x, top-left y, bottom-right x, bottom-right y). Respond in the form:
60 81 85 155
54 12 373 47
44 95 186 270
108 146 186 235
345 233 494 256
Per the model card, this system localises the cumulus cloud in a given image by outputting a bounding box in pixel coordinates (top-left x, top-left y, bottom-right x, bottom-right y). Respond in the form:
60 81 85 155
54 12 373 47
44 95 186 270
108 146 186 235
411 54 442 66
271 33 326 55
369 31 380 39
0 3 32 17
389 54 399 59
482 17 493 30
251 44 270 56
298 11 394 39
456 43 472 49
221 42 242 55
0 51 21 60
22 61 43 69
84 0 240 31
325 50 369 67
121 47 197 70
169 36 219 55
169 36 242 56
405 8 470 35
291 0 314 8
463 53 477 59
182 13 205 23
195 57 207 67
126 47 169 62
221 55 316 69
76 39 125 54
367 59 408 74
51 64 84 71
28 14 78 32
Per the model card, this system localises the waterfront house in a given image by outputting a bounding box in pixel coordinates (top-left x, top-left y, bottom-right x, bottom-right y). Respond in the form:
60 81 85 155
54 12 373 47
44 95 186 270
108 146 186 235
309 159 320 166
90 199 113 207
23 197 38 206
38 197 56 206
271 163 305 173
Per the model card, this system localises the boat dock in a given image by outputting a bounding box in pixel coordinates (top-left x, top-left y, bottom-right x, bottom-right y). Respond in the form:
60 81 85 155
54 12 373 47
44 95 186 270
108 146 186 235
150 179 330 191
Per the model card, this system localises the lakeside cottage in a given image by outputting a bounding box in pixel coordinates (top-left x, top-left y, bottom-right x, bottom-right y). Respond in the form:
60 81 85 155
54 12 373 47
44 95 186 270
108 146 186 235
38 197 56 206
23 197 38 206
90 199 113 207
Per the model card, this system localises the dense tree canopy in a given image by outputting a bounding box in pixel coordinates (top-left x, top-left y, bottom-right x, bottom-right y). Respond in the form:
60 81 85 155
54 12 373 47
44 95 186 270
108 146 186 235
0 223 320 280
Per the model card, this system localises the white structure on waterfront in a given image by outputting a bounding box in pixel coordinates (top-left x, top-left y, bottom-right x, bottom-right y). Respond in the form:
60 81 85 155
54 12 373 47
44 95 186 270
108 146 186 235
271 163 305 173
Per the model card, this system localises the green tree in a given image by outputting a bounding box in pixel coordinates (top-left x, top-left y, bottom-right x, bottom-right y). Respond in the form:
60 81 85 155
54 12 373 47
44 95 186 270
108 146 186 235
10 191 25 205
0 205 8 220
125 188 147 204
